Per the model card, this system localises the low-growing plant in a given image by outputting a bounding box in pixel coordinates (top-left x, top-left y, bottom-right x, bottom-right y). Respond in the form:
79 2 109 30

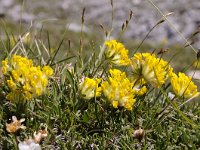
0 0 200 149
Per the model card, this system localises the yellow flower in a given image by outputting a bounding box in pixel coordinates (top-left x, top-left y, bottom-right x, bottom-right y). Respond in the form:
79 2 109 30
104 40 131 66
101 69 135 110
170 72 199 99
42 66 54 76
6 116 26 133
6 92 15 101
7 78 17 90
24 91 33 100
131 53 173 88
2 55 53 101
137 86 147 96
1 59 8 74
131 78 147 96
11 55 33 69
11 70 20 82
193 60 200 69
79 77 101 100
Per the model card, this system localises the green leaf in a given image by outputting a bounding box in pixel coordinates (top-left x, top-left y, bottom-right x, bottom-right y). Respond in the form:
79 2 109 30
82 111 90 123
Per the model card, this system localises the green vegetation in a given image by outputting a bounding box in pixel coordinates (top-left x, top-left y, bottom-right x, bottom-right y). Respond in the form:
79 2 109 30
0 1 200 150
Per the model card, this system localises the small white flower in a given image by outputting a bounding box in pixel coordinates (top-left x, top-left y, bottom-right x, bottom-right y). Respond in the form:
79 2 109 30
18 139 41 150
168 92 175 100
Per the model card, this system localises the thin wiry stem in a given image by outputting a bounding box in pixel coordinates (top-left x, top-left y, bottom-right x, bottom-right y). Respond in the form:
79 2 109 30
147 0 197 54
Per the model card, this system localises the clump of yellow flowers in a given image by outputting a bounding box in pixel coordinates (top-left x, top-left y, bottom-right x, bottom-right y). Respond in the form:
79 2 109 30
101 69 136 110
131 53 173 88
77 39 199 110
2 55 53 101
79 77 101 100
170 72 199 99
104 40 131 66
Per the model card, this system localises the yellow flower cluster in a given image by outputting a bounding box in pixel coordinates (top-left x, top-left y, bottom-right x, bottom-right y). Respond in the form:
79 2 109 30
170 72 199 99
131 53 173 88
104 40 131 66
134 85 147 96
79 77 101 100
2 55 53 101
101 69 136 110
131 77 147 96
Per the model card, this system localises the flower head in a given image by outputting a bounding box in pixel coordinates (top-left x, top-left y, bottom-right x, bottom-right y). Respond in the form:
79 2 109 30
131 78 147 96
18 124 48 150
18 139 41 150
170 72 199 99
101 69 135 110
2 55 53 101
79 77 101 100
34 125 48 143
135 85 147 96
133 128 145 142
131 53 173 88
6 116 26 133
104 40 131 66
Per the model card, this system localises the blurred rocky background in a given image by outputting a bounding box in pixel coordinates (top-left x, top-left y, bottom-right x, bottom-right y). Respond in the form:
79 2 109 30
0 0 200 78
0 0 199 47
